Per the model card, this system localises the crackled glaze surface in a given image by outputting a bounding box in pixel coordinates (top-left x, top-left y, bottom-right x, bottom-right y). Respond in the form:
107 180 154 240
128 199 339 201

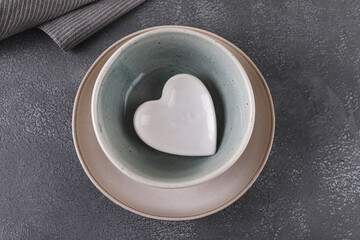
134 74 217 156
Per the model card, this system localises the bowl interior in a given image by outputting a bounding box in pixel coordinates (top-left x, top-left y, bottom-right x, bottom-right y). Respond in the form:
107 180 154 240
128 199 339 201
92 29 254 188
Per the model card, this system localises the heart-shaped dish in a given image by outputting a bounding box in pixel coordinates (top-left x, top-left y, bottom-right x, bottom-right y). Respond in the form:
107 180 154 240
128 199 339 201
91 27 255 188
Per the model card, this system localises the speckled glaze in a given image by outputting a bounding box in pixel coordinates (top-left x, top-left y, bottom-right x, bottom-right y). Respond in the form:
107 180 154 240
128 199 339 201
91 28 255 188
74 26 274 220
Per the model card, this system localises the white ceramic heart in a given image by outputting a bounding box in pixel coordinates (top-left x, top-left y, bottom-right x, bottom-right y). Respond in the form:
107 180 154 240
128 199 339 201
134 74 217 156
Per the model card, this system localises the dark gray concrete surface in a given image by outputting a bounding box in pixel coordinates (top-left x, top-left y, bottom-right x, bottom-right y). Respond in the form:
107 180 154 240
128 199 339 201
1 0 359 239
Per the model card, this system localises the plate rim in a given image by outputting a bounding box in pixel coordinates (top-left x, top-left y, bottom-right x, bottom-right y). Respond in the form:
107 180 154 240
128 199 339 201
72 25 275 221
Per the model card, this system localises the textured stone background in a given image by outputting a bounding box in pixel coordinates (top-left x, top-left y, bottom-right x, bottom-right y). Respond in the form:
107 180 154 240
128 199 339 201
1 0 359 239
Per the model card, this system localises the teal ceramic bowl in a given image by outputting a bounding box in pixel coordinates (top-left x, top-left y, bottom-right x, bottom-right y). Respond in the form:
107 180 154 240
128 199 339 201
92 28 255 188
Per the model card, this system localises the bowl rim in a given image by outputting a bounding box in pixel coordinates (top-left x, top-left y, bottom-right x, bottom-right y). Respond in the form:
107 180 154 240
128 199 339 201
91 27 255 189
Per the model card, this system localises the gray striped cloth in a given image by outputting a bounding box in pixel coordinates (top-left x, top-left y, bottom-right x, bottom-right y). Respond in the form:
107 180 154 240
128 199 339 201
0 0 145 51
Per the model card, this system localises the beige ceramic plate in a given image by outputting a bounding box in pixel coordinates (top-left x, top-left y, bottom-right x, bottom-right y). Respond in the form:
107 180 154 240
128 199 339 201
72 26 275 221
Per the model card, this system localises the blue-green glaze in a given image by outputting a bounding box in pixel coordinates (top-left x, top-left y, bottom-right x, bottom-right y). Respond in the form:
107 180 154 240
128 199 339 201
92 28 255 188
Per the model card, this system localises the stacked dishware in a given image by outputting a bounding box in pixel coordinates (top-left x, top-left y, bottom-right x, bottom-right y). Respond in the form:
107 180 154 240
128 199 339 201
72 26 275 220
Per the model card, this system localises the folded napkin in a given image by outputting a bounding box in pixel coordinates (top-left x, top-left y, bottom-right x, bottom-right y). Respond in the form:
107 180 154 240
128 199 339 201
0 0 145 50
